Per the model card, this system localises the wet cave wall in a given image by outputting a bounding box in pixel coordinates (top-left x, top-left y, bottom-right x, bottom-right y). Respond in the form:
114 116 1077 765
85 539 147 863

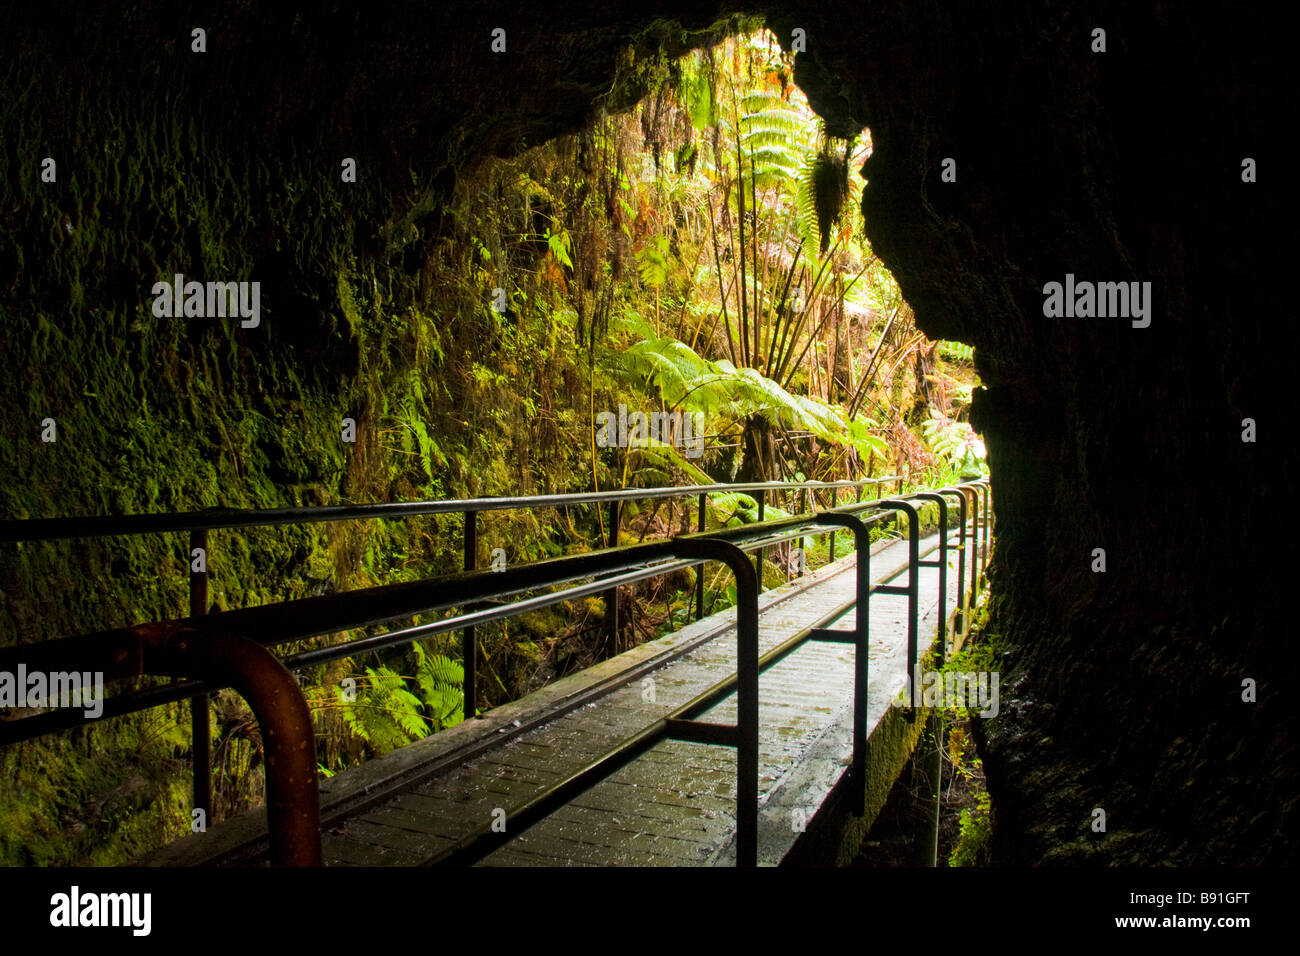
784 0 1294 865
2 1 1292 864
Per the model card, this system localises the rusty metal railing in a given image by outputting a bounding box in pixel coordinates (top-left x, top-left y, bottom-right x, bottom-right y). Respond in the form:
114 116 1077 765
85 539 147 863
0 477 902 819
0 475 992 866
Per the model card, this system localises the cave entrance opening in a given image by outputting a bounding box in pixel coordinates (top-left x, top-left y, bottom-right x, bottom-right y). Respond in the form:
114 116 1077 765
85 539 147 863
440 25 986 497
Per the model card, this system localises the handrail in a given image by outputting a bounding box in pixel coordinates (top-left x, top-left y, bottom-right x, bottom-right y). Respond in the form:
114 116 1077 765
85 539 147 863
0 619 320 866
972 479 992 585
0 503 884 866
956 479 992 595
0 476 904 815
0 477 904 542
863 497 921 697
947 483 983 619
0 478 992 867
907 488 976 666
0 507 880 747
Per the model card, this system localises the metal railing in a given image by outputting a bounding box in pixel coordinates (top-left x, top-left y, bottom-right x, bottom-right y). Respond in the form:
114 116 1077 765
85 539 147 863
404 480 992 866
0 481 904 824
0 475 992 866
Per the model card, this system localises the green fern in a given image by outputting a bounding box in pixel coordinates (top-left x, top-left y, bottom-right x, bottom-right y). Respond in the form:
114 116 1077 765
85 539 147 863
340 665 430 753
635 235 671 288
938 340 975 363
922 412 987 475
412 642 466 727
609 335 887 463
336 644 465 754
628 435 713 484
740 92 811 193
546 227 574 270
705 490 760 526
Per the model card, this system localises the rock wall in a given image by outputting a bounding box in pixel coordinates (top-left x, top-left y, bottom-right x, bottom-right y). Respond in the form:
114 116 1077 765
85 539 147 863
784 0 1292 863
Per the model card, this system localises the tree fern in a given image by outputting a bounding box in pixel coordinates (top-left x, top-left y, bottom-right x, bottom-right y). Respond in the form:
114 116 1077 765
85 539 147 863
635 235 671 288
609 335 887 462
740 92 810 194
627 435 713 484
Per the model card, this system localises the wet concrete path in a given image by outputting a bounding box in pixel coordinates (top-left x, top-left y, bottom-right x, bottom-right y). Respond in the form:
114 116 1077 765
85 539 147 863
321 530 969 867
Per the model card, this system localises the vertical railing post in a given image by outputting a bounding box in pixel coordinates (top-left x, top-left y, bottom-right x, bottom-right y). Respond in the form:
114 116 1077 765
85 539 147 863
911 493 950 667
956 484 975 611
965 487 981 605
696 493 706 620
754 488 765 589
159 628 322 866
787 488 795 582
189 527 211 825
463 510 478 719
903 502 919 696
977 481 991 586
946 487 970 639
812 512 871 815
799 487 809 577
669 538 760 866
828 486 838 561
737 543 759 870
873 499 920 706
606 499 620 654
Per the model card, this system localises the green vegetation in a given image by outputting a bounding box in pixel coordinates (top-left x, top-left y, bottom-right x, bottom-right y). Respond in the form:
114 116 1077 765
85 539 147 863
0 26 984 863
943 597 998 866
950 788 994 867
